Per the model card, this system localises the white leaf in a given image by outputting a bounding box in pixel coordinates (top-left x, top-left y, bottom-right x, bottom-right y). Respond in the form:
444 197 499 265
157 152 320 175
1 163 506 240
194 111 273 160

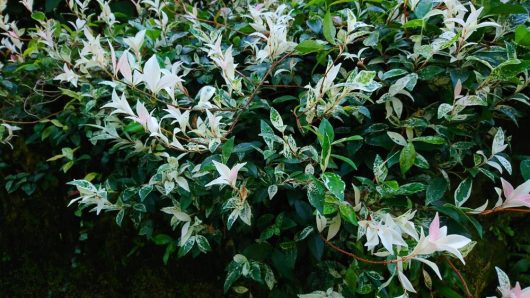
391 98 403 118
268 185 278 200
454 80 462 99
492 128 507 155
239 201 252 226
227 209 240 230
387 131 407 146
438 103 453 119
487 160 503 174
414 257 442 280
467 200 489 214
398 270 417 293
327 214 341 241
316 212 327 233
175 176 190 192
495 267 511 291
455 95 487 107
495 155 512 175
143 55 161 93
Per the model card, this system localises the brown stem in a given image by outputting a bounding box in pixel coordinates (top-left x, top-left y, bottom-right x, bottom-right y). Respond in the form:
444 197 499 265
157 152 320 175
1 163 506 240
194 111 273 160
319 233 417 265
445 257 473 298
479 208 530 216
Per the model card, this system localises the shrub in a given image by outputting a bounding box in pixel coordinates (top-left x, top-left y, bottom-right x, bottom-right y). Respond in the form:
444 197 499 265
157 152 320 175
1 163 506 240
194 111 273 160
1 0 530 296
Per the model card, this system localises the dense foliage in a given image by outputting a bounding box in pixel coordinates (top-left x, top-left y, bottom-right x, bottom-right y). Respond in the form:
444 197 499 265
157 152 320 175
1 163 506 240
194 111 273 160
1 0 530 296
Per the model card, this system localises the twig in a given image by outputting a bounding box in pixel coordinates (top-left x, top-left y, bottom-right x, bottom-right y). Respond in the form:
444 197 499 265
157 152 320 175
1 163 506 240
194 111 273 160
319 233 417 265
479 208 530 216
445 257 473 298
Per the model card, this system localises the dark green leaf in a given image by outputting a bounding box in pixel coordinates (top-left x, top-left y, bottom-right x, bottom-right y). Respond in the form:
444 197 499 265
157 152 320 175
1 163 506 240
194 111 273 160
426 177 448 205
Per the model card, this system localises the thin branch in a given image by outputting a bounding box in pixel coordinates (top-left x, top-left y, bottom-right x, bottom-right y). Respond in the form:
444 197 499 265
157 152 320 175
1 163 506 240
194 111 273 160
479 208 530 216
445 257 473 298
319 233 417 265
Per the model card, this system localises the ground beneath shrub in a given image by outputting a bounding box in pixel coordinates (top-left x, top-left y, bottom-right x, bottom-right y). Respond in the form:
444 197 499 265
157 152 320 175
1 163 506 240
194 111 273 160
0 193 228 297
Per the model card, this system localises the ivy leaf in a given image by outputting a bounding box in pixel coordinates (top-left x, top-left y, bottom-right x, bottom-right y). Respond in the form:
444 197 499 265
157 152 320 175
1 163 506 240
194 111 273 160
323 10 336 45
321 172 345 200
363 31 378 47
400 143 416 175
163 242 176 265
31 11 46 21
454 178 473 207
